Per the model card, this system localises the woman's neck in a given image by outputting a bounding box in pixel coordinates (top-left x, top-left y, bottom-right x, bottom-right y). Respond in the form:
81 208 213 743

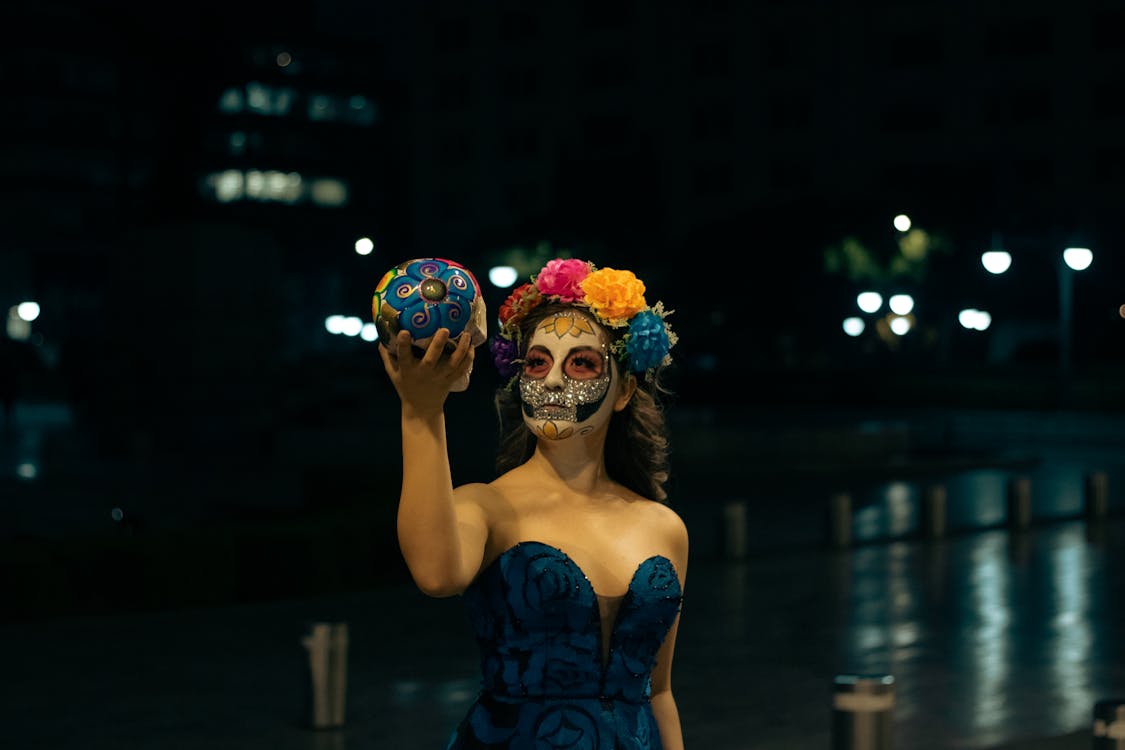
527 433 611 496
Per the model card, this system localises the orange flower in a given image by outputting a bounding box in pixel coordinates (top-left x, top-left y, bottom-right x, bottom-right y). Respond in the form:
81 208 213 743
580 268 647 325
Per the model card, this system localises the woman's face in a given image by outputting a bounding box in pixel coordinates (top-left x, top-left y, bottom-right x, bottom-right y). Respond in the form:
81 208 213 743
518 310 619 441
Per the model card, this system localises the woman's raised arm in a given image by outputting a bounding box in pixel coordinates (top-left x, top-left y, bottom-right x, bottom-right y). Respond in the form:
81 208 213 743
379 328 488 597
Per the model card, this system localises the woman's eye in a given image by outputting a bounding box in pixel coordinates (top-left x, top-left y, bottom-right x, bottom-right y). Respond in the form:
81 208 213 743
564 353 603 379
523 355 552 377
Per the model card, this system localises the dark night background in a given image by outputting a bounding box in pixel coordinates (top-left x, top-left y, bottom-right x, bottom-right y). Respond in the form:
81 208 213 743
3 0 1124 608
2 2 1125 747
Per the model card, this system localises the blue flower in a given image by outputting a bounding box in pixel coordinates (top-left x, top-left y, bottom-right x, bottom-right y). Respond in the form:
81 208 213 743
625 310 671 372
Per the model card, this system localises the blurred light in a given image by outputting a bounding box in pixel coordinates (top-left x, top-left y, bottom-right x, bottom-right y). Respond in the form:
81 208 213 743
212 170 244 202
893 214 912 232
889 294 914 315
857 292 883 313
310 178 348 207
890 316 912 335
1119 304 1125 319
276 51 292 68
218 87 243 114
245 170 265 197
981 250 1012 274
325 315 346 334
17 302 40 321
1063 247 1092 271
111 507 124 522
361 323 379 342
246 82 270 113
349 94 377 125
843 317 865 337
6 314 30 341
488 265 519 288
229 131 247 155
341 316 364 337
308 94 334 121
16 462 38 480
959 309 992 331
355 237 374 256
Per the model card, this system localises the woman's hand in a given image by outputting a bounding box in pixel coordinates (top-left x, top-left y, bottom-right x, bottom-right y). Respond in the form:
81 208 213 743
378 328 475 417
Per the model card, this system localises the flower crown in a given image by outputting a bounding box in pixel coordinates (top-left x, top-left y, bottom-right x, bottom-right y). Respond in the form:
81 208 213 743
489 258 677 384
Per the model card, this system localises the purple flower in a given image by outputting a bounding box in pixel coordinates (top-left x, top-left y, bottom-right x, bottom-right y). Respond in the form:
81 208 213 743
490 336 520 378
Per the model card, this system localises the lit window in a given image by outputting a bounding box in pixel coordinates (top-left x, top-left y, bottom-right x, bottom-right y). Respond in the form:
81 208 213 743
310 178 349 207
219 87 244 114
202 170 344 207
308 94 335 122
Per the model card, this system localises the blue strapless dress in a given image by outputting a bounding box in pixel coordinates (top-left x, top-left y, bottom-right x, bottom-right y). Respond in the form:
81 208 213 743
445 541 683 750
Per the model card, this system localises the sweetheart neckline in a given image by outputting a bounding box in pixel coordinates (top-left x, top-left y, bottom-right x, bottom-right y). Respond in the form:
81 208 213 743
471 540 681 674
476 539 678 601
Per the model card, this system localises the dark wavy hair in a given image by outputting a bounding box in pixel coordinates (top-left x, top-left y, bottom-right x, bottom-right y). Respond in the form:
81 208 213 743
493 303 672 503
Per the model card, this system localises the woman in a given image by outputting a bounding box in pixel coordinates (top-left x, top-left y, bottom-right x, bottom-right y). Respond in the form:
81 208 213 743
379 258 687 749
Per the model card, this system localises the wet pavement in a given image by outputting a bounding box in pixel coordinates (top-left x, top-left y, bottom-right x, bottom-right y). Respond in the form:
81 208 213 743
2 403 1124 749
3 517 1123 749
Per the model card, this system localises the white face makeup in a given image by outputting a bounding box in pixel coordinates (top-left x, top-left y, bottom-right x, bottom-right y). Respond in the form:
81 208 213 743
518 311 616 441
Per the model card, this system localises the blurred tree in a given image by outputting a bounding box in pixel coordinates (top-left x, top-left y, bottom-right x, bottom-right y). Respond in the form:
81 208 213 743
823 226 951 284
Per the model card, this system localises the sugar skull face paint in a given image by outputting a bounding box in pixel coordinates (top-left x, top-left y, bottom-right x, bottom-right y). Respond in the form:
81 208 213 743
518 311 614 441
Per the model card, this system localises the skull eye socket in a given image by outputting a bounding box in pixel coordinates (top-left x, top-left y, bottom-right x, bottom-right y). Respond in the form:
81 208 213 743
522 350 553 379
564 350 604 380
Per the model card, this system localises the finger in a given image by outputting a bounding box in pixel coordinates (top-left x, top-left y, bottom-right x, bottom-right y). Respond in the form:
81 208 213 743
394 330 413 363
447 329 473 368
458 343 476 377
377 342 396 372
421 328 451 366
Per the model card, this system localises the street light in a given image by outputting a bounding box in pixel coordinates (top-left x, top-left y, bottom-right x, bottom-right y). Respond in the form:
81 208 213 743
857 292 883 313
1059 247 1093 376
889 294 914 315
981 237 1094 378
1063 247 1092 271
981 250 1012 275
842 317 865 337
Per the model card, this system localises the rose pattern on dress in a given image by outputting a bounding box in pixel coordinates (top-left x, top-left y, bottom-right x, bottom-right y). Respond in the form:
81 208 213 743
448 542 683 749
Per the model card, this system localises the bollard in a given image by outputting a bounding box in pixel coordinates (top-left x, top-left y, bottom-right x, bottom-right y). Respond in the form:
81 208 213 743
302 622 349 729
1007 476 1032 530
832 674 895 750
922 484 947 540
1086 472 1110 522
829 493 853 549
1094 699 1125 748
722 500 748 561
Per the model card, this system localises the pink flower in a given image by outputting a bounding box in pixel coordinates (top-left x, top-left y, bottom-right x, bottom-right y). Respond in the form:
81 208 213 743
534 258 590 302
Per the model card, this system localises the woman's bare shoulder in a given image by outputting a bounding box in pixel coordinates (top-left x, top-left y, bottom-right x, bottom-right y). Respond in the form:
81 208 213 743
647 500 688 545
632 497 688 574
452 481 507 508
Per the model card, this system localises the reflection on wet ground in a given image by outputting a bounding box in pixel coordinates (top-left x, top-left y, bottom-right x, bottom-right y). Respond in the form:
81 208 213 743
3 519 1122 749
3 404 1123 748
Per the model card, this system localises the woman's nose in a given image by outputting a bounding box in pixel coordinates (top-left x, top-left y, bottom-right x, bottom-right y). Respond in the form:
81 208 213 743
543 361 565 389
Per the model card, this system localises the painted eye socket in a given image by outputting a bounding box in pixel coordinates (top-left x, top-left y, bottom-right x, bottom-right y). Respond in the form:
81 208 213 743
564 350 604 379
522 352 553 378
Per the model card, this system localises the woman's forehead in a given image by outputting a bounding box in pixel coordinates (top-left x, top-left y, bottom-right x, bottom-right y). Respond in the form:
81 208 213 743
528 311 607 348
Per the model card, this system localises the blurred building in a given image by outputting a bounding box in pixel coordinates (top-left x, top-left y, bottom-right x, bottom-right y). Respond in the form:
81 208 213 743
3 2 410 523
396 0 1125 370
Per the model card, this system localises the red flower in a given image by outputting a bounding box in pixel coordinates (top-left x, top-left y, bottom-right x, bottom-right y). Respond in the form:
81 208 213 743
498 282 542 326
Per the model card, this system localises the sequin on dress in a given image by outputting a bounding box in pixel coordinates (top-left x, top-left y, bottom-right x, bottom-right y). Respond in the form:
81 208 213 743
445 541 683 750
